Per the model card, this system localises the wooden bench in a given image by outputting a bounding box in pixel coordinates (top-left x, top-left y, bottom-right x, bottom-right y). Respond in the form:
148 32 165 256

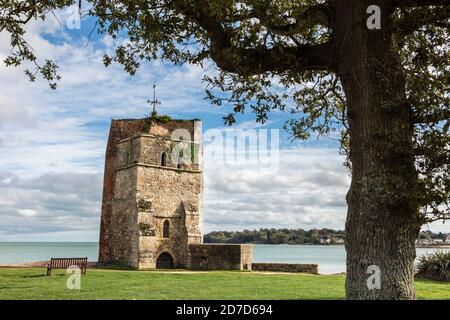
47 257 88 276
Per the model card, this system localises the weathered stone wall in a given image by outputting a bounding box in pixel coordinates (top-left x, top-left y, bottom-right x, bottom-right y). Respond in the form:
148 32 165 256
188 244 253 270
99 118 202 265
115 134 201 170
99 119 148 264
136 165 203 269
109 167 139 267
241 244 253 270
147 119 199 140
252 263 319 274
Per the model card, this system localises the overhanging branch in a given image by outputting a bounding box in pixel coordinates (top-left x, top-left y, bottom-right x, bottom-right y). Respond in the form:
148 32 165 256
174 1 334 75
260 3 332 36
413 109 450 124
396 4 450 35
210 42 333 75
0 0 37 30
391 0 449 8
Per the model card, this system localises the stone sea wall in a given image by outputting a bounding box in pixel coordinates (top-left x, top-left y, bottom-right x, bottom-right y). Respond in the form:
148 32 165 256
189 244 253 271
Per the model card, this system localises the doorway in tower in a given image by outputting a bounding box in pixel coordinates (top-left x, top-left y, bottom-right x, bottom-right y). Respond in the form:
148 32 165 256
156 252 174 269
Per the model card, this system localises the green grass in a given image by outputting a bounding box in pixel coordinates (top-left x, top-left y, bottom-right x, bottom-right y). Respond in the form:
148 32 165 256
0 268 448 300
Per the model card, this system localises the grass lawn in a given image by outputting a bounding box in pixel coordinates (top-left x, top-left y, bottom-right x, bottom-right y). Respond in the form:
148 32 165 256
0 268 448 300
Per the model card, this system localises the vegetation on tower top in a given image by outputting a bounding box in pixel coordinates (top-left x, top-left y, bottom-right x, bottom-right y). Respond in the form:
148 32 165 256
146 111 172 124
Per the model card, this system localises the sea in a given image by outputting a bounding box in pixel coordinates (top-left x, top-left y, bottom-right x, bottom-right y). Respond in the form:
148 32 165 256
0 242 447 274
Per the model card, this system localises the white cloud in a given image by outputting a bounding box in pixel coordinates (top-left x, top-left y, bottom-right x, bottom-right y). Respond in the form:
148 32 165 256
203 147 351 232
0 171 102 241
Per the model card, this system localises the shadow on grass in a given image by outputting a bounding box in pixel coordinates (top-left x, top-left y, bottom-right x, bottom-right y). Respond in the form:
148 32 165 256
22 274 47 278
96 264 136 271
415 276 450 284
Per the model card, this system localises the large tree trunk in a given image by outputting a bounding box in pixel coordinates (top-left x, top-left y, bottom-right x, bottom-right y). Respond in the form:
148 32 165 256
334 0 422 299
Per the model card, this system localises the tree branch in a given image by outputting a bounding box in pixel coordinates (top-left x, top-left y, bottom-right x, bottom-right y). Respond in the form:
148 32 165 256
413 109 450 124
391 0 449 8
396 4 450 35
210 42 333 75
260 3 332 36
174 1 334 75
0 0 37 30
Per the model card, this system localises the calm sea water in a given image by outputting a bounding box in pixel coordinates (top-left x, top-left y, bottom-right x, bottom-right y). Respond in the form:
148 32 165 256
0 242 446 274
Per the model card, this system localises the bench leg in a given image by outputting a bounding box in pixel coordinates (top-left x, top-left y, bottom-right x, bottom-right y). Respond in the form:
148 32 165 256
47 267 51 276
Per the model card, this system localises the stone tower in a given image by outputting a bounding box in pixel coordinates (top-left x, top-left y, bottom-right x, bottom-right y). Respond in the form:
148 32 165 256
98 117 203 269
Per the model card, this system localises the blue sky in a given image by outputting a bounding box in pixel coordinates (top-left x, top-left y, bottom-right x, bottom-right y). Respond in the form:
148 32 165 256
0 10 447 241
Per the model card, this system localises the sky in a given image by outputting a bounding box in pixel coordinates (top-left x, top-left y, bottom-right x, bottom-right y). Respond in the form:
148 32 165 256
0 9 447 241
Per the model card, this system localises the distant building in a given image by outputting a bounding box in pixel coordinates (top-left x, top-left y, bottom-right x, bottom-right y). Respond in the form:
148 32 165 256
332 238 345 244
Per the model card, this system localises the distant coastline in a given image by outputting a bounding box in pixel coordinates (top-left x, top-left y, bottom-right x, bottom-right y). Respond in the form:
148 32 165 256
204 228 450 247
415 244 450 249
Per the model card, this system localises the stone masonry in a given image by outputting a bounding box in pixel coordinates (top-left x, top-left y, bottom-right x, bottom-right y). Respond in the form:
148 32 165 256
98 117 253 270
189 244 253 270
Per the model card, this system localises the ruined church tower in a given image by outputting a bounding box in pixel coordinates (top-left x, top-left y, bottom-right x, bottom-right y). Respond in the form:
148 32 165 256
98 117 203 269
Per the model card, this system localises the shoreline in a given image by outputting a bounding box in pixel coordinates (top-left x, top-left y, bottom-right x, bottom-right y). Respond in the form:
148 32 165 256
415 245 450 249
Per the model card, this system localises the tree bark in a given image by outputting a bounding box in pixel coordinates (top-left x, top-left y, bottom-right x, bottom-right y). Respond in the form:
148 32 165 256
333 0 422 299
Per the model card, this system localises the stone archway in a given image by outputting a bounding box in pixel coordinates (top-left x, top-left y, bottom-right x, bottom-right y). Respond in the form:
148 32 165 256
156 252 174 269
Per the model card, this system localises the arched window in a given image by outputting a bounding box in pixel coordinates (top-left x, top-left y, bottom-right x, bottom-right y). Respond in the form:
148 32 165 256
163 220 170 238
161 152 167 166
